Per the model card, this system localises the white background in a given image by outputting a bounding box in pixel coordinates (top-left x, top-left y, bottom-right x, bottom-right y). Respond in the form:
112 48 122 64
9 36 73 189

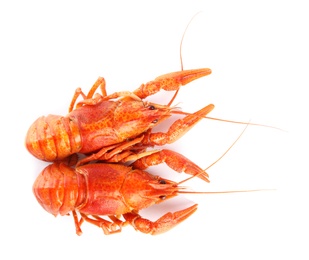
1 0 308 259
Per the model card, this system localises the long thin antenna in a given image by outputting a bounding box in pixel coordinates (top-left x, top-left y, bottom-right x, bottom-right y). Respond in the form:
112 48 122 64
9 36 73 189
180 12 202 71
171 109 284 131
178 122 249 185
176 123 275 193
168 12 202 107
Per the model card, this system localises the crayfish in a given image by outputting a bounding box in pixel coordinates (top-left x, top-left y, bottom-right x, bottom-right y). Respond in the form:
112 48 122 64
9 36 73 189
25 69 212 164
33 149 210 235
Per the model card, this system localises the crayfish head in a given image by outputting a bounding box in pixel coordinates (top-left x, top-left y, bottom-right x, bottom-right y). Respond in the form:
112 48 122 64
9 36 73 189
122 169 180 211
114 100 172 138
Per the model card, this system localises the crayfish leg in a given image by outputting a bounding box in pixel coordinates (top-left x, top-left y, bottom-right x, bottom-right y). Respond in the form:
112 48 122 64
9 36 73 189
76 135 145 166
68 77 107 112
123 204 198 235
131 149 209 183
86 77 107 99
79 213 123 235
102 91 142 101
72 210 83 236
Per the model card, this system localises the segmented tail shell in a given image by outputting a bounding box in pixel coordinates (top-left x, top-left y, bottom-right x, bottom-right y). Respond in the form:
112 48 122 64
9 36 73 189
33 163 83 216
25 115 82 161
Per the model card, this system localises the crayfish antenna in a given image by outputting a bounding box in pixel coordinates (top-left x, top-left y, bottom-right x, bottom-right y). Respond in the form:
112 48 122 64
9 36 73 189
168 12 203 107
168 12 282 132
203 116 285 131
178 189 275 195
171 109 284 131
177 122 276 194
179 11 202 71
178 122 249 185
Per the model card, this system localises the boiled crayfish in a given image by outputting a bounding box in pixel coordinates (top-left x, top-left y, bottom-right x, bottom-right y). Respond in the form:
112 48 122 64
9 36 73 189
33 149 210 235
25 69 212 164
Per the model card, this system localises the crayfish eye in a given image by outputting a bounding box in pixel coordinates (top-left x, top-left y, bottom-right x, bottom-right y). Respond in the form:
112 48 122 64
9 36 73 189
159 180 166 184
152 119 158 124
159 195 166 200
149 105 156 110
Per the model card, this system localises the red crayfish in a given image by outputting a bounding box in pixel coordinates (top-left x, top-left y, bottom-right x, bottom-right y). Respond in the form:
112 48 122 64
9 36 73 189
33 149 210 235
25 69 213 164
